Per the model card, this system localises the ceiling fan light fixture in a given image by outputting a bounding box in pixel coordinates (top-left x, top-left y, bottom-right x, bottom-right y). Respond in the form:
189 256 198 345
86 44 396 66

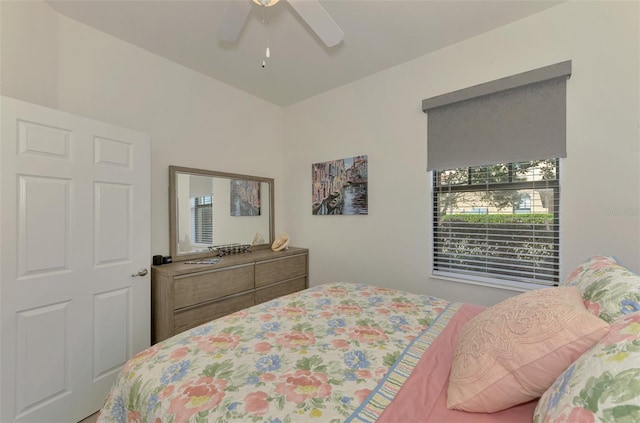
252 0 280 7
219 0 344 48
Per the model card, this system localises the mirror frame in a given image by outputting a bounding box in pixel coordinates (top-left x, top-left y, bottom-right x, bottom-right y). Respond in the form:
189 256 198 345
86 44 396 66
169 165 275 262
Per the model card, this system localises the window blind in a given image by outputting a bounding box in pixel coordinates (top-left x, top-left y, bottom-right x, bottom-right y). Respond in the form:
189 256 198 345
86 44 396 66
423 61 571 171
432 161 560 286
191 196 213 244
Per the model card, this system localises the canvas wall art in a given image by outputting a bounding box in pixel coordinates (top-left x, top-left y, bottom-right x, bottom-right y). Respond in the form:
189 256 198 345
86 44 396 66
312 155 368 215
230 179 261 216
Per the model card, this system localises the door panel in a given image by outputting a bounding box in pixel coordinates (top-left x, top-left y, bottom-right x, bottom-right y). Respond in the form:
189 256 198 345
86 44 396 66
17 120 72 159
94 182 131 266
1 96 150 423
15 302 70 418
17 175 71 277
93 288 130 381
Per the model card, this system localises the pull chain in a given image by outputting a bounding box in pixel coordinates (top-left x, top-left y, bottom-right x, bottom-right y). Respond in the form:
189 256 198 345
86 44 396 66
262 39 270 68
261 7 270 68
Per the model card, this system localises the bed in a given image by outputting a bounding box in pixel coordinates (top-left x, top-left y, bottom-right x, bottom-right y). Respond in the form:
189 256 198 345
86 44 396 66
97 256 640 423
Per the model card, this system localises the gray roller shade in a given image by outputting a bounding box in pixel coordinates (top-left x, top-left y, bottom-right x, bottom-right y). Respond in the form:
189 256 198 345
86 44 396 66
423 61 571 171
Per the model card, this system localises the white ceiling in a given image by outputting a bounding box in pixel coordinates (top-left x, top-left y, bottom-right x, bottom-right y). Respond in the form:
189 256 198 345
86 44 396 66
47 0 564 106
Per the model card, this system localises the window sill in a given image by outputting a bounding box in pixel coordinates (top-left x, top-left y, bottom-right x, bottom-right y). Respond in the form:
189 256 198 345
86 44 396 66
430 271 552 293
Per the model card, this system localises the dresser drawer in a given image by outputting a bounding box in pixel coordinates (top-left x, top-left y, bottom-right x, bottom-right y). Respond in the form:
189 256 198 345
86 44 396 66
174 264 254 309
151 247 308 343
255 255 307 288
174 292 254 334
255 276 307 304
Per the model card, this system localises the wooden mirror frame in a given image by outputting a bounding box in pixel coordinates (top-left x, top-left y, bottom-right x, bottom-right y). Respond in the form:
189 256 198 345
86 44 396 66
169 165 274 262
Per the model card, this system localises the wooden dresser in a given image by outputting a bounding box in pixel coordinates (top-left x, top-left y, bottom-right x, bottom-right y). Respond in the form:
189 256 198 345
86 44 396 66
151 247 308 343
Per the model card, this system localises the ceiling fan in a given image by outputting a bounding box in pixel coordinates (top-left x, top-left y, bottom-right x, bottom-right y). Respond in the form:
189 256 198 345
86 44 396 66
217 0 344 48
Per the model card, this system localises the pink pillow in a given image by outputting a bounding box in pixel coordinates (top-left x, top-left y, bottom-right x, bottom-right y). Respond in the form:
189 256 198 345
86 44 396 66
446 286 609 413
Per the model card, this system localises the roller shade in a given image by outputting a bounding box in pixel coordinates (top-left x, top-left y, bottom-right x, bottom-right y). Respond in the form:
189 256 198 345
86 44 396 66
423 61 571 171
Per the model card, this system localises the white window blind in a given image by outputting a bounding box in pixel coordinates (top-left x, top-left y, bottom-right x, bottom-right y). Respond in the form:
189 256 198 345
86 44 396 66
191 196 213 245
432 160 560 285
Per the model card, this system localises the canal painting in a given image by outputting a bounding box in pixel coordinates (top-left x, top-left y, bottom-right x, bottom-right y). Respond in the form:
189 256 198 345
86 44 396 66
312 155 368 215
230 179 261 216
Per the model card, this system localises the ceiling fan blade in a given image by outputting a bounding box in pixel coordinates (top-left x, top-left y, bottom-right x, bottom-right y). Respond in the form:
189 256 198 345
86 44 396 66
287 0 344 47
217 0 252 42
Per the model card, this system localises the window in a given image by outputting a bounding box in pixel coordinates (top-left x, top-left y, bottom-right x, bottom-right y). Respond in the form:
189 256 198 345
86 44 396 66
432 159 559 286
423 61 570 288
191 195 213 244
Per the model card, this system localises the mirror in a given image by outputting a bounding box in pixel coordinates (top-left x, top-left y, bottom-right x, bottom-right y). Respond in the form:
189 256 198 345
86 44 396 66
169 166 274 261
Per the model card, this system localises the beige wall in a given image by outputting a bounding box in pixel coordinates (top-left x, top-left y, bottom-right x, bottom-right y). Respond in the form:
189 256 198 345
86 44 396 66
0 1 59 107
283 1 640 305
0 1 285 258
2 1 639 307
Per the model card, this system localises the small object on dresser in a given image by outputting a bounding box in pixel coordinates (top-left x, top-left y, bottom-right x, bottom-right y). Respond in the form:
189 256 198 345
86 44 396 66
208 243 252 256
252 232 265 245
271 232 290 251
162 256 172 264
152 255 163 265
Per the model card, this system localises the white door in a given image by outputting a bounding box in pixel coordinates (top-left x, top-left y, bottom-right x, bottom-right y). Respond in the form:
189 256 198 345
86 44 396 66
0 97 151 423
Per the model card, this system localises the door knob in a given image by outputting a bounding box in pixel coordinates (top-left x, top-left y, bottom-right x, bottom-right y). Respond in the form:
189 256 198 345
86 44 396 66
131 268 148 277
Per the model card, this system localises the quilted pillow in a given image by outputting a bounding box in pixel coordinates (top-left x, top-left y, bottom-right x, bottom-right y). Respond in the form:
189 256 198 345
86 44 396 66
447 286 610 413
534 311 640 423
562 256 640 322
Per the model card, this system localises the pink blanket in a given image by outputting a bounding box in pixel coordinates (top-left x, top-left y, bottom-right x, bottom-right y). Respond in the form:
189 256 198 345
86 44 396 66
378 303 537 423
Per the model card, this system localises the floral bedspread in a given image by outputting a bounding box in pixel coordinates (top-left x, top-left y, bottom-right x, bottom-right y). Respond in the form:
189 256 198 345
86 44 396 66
98 282 451 423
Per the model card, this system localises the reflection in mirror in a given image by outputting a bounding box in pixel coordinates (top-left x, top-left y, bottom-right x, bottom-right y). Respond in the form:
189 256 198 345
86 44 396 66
169 166 274 261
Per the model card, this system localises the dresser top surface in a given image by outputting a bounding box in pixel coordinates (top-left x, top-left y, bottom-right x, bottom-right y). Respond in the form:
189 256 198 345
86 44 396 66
152 247 308 277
